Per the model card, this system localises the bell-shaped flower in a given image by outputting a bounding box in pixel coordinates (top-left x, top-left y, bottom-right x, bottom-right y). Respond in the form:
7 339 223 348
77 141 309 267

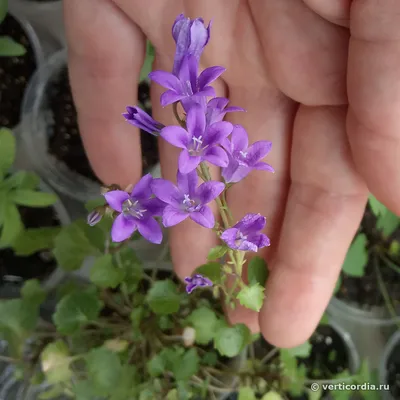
221 125 274 183
160 104 232 173
104 174 165 243
184 274 213 294
206 97 245 126
221 213 270 252
122 106 163 136
151 170 224 229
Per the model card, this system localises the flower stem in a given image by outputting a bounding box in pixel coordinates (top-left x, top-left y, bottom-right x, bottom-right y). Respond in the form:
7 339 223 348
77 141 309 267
173 102 186 128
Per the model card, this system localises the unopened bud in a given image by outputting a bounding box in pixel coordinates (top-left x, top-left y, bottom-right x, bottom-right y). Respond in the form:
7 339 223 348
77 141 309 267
100 184 121 195
87 210 102 226
182 326 196 347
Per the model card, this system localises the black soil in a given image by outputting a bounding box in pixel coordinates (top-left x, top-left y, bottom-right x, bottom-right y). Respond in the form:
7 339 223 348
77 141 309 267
0 14 37 128
0 206 60 283
337 207 400 312
47 68 159 181
387 341 400 399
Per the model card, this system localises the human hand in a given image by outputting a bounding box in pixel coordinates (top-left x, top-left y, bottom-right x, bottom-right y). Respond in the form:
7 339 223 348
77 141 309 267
64 0 400 347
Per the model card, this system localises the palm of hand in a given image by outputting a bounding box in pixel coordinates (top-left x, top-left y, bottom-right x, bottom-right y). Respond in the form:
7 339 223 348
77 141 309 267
64 0 400 347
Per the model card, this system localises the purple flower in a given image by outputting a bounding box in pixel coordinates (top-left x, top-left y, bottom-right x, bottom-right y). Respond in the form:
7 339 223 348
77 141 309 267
221 125 274 183
206 97 245 126
122 106 163 135
149 55 225 109
172 14 211 76
151 170 224 229
104 174 165 243
221 213 270 252
184 274 213 294
87 210 102 227
160 104 232 173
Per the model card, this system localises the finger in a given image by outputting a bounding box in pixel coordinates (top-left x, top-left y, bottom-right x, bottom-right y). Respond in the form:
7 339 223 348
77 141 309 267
249 0 349 106
347 0 400 215
302 0 351 27
260 105 368 347
64 0 145 186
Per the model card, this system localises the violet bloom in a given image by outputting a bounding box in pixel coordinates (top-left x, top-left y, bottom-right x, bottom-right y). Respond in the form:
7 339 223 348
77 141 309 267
184 274 213 294
221 125 274 183
221 213 270 252
160 104 232 173
104 174 165 243
206 97 245 126
122 106 163 136
172 14 211 76
151 170 224 229
149 55 225 109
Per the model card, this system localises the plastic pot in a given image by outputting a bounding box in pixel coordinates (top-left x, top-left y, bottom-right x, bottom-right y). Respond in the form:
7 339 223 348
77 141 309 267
327 296 400 370
20 49 161 203
379 330 400 400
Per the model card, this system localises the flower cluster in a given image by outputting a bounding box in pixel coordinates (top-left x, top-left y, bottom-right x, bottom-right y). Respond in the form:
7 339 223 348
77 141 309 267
100 14 274 305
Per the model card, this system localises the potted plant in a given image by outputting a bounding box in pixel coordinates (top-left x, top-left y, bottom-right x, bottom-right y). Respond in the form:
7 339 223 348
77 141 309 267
380 330 400 400
0 127 70 295
327 195 400 369
0 0 43 129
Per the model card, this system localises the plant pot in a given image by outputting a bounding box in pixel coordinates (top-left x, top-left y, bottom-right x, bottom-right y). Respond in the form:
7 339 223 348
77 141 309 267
0 10 44 130
327 296 400 370
0 179 71 294
379 330 400 400
20 49 161 203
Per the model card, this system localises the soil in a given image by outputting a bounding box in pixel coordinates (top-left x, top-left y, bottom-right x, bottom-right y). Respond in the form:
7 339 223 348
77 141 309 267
386 341 400 399
0 206 60 284
0 14 37 129
46 68 159 182
337 206 400 312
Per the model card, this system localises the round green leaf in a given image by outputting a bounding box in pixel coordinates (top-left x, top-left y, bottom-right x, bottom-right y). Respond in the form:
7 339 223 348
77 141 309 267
247 256 268 287
237 283 265 312
194 262 222 284
146 280 180 315
41 341 72 384
238 387 257 400
214 323 251 358
89 254 124 288
186 306 218 345
207 245 228 261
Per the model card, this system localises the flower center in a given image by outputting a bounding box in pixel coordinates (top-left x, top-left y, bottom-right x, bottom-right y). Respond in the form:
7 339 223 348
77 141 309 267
189 136 204 155
235 231 247 246
237 150 248 166
182 194 201 212
122 198 147 219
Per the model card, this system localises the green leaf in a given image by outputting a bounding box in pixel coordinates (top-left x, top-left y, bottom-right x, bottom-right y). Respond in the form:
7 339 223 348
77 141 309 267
86 347 122 395
237 283 265 312
2 171 40 190
306 387 323 400
261 392 284 400
334 275 342 294
247 256 268 287
53 291 102 334
0 0 7 24
214 323 251 357
139 40 155 82
71 380 98 400
12 227 61 256
194 261 222 284
116 247 142 293
238 387 257 400
319 313 330 326
53 221 98 271
280 349 306 396
171 348 199 381
166 389 179 400
11 189 58 207
377 209 400 238
368 195 387 217
0 201 22 246
342 233 368 277
147 353 166 377
0 36 26 56
0 128 15 177
41 341 72 384
207 245 228 261
21 279 46 306
186 306 218 345
286 341 312 358
89 254 124 289
110 365 138 400
146 280 181 315
85 196 106 211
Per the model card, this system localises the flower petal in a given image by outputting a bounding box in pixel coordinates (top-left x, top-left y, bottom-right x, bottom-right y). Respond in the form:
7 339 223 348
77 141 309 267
190 206 215 229
136 218 163 244
104 190 130 212
179 150 201 173
151 179 182 206
198 66 226 89
196 181 225 205
225 106 245 113
246 141 272 164
203 121 233 147
160 90 185 107
231 125 248 151
186 104 206 139
234 213 266 235
223 163 251 184
111 214 137 242
177 170 198 197
160 126 191 149
188 19 210 56
237 239 258 252
186 283 197 294
149 70 182 92
178 55 198 91
247 233 271 249
162 204 189 227
193 86 216 98
221 158 241 183
202 146 229 168
123 106 162 135
253 161 275 173
220 228 239 250
131 174 153 200
207 97 229 110
141 198 166 217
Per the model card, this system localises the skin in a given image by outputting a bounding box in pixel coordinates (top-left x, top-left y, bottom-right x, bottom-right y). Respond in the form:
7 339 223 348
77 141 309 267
64 0 400 348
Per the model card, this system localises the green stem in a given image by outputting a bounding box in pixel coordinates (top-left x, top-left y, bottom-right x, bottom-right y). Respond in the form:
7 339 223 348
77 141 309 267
380 254 400 274
173 102 186 128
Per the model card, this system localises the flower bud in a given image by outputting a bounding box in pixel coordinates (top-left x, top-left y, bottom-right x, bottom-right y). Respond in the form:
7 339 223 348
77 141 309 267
87 209 102 226
182 326 196 347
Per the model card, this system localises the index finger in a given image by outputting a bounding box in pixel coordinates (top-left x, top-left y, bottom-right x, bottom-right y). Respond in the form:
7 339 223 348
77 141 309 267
64 0 145 187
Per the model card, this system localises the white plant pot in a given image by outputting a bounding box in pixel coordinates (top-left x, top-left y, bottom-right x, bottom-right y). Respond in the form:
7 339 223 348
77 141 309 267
379 330 400 400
